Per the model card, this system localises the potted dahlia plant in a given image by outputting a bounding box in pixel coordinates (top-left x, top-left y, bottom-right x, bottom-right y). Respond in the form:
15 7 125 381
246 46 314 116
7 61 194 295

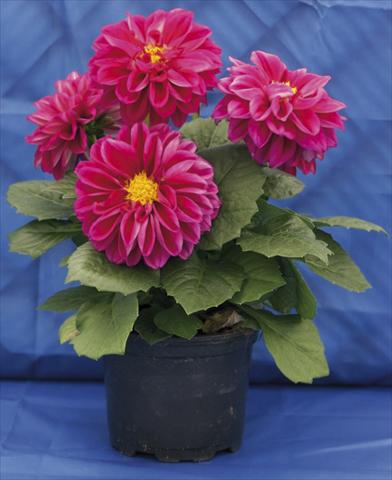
8 8 386 462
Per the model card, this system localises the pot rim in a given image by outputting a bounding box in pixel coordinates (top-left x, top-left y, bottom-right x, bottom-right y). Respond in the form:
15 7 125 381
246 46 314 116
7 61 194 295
129 327 257 347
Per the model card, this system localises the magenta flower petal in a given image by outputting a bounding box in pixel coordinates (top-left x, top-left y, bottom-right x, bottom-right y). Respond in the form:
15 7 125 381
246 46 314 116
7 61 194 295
75 123 221 269
26 71 120 180
291 110 321 135
144 240 170 270
248 120 272 148
89 9 222 127
101 139 139 178
153 203 180 232
213 50 346 175
251 50 286 82
90 212 121 242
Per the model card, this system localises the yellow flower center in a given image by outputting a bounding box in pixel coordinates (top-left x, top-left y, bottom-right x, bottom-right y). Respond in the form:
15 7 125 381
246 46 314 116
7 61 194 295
143 44 166 64
124 171 158 205
272 80 297 94
284 82 298 95
283 81 297 94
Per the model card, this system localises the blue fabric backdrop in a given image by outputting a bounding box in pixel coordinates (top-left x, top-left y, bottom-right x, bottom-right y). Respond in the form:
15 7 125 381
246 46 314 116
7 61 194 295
1 381 391 480
1 0 391 384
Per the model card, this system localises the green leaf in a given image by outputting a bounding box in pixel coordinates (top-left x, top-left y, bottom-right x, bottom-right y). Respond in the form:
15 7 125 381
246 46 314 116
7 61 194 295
59 255 71 267
238 202 331 263
251 200 316 231
303 230 371 292
9 219 81 258
310 216 387 234
180 117 230 150
289 264 317 319
71 294 136 360
45 173 77 200
66 242 159 295
262 167 304 199
59 315 79 344
270 259 317 319
198 144 266 250
244 307 329 383
134 305 171 345
161 251 244 314
7 175 76 220
154 304 202 339
228 245 286 304
112 293 139 335
40 286 102 312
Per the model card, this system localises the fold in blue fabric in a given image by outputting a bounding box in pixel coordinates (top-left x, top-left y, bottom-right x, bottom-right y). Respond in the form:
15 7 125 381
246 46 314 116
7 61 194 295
1 381 391 480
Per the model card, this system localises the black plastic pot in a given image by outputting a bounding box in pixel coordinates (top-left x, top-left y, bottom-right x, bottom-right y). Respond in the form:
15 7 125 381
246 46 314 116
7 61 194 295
104 328 258 462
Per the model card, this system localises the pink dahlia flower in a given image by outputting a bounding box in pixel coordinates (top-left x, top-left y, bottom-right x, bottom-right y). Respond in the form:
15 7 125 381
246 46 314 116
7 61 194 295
26 71 120 180
74 123 220 269
88 9 222 127
213 51 346 175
